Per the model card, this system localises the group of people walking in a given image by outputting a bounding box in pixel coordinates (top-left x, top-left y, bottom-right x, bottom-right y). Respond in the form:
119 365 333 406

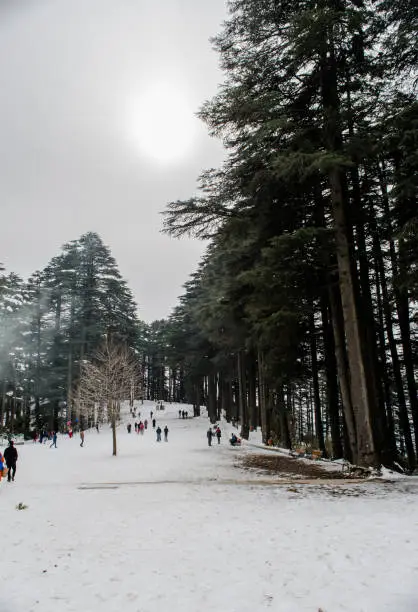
48 430 85 448
33 429 85 448
0 440 18 483
127 414 169 443
206 425 240 447
207 425 222 446
156 425 169 442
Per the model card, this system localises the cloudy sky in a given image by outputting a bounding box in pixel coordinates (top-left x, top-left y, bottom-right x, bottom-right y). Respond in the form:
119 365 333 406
0 0 227 321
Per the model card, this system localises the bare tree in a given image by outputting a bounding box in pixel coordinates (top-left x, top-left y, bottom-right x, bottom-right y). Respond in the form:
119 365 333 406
75 340 140 456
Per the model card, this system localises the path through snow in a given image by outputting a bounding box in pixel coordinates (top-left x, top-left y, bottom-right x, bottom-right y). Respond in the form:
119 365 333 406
0 401 417 612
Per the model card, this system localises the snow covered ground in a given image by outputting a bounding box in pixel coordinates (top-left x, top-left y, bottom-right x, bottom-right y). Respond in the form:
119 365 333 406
1 401 418 612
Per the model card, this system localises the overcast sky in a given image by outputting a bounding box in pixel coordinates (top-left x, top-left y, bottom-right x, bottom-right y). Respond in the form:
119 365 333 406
0 0 227 321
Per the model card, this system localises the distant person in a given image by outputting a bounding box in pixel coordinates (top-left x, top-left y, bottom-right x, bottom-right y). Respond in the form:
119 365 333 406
207 428 213 447
230 433 241 446
50 432 58 449
139 421 144 434
156 426 162 442
0 450 5 482
134 422 138 433
80 430 85 447
185 411 188 419
144 419 148 430
164 426 169 442
127 423 132 434
4 440 18 482
96 423 99 433
150 411 153 420
178 410 182 419
152 418 156 429
216 427 221 444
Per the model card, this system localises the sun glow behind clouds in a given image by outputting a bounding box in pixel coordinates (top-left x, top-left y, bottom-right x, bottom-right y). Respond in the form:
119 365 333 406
129 82 198 164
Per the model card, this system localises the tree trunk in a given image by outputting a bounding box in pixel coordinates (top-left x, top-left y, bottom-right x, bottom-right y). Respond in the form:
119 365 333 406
373 250 398 464
373 228 415 467
321 30 377 466
258 350 270 443
320 293 343 458
328 284 357 462
378 161 418 460
310 311 327 456
247 351 258 429
347 84 389 465
237 350 249 439
221 375 232 422
277 385 291 449
396 263 418 456
112 409 117 456
207 373 217 424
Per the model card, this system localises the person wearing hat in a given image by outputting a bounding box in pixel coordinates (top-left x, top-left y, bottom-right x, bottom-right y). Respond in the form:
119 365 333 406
4 440 18 482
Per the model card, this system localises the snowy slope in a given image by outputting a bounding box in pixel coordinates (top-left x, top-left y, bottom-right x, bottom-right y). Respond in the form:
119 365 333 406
0 401 417 612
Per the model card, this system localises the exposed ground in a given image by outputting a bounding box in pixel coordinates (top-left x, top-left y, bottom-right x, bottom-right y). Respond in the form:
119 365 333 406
241 452 360 480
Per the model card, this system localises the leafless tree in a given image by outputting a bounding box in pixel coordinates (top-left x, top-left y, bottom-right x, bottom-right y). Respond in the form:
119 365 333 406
75 339 140 455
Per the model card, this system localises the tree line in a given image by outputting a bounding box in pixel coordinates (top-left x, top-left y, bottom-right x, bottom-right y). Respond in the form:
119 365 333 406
0 232 139 435
159 0 417 469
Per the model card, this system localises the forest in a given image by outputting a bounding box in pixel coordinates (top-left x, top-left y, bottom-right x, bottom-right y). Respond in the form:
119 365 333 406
161 0 418 470
1 0 417 470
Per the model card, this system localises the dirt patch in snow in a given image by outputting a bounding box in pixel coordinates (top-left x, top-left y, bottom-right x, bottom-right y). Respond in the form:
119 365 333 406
240 453 356 480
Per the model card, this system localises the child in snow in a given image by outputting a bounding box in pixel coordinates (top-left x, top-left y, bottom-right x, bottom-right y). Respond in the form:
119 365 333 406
216 427 221 444
164 426 169 442
80 430 85 447
50 432 58 448
156 426 162 442
152 418 156 429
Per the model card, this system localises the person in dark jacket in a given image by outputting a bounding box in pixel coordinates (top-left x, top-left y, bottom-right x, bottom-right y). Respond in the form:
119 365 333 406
4 440 18 482
156 426 162 442
207 428 214 447
163 426 169 442
216 427 221 444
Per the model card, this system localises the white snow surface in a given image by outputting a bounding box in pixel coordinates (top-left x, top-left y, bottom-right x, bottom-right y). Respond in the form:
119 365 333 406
1 401 418 612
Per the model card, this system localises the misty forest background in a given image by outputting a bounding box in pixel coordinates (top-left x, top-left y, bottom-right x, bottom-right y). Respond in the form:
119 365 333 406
0 0 417 470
